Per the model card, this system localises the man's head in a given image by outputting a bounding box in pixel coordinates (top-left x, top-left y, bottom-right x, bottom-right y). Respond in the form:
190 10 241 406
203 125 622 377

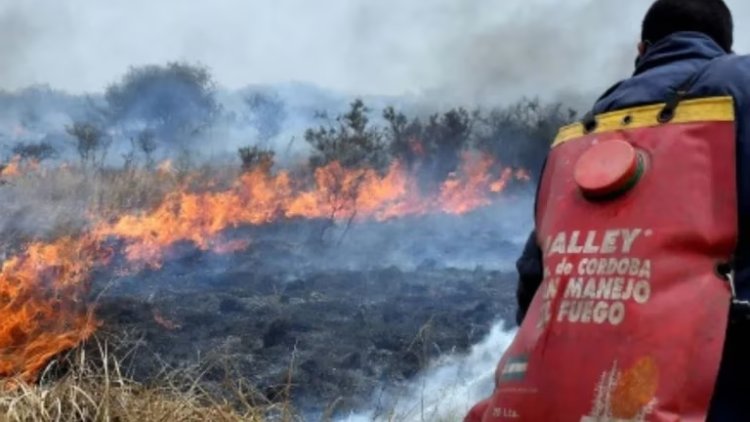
640 0 734 55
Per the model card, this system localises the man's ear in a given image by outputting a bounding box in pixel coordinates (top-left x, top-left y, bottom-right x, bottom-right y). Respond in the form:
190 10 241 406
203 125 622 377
638 41 647 56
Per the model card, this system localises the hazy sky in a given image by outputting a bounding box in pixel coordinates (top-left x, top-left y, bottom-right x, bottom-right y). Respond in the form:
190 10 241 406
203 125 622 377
1 0 749 102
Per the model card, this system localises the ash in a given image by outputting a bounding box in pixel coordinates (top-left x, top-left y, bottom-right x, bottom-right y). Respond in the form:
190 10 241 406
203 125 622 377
90 202 528 417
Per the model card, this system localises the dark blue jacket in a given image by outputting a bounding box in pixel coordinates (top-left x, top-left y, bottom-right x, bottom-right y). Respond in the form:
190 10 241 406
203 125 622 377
516 32 750 420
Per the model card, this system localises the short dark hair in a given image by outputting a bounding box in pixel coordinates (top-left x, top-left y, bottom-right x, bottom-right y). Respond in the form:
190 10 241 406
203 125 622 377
642 0 733 52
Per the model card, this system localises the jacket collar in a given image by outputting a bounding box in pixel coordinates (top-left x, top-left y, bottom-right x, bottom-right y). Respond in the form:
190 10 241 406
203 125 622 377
634 31 727 75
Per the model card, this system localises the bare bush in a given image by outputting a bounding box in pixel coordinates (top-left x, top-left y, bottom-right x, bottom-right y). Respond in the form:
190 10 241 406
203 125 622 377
245 92 287 143
11 142 58 162
137 129 158 169
422 108 475 181
474 98 577 176
105 62 219 145
65 121 111 170
384 106 476 191
383 106 425 171
238 146 275 172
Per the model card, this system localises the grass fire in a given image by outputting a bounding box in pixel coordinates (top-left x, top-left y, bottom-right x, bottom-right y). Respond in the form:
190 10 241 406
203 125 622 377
0 2 585 418
0 147 531 379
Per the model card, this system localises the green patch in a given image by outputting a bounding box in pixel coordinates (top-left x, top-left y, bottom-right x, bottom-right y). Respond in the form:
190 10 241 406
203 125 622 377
500 356 529 381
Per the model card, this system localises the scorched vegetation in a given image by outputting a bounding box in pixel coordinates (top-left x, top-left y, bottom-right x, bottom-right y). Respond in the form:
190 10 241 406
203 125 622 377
0 62 574 420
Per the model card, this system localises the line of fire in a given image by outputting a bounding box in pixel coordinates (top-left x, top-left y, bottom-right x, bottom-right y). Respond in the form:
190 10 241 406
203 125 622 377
0 61 566 419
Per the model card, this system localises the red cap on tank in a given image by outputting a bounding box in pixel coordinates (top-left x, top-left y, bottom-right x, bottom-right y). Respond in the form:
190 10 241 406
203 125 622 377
574 140 640 199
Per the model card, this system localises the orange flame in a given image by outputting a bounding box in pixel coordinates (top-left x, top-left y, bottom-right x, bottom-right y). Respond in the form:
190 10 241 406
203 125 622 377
515 168 531 182
0 156 45 180
153 309 182 331
0 154 531 381
0 237 102 380
0 157 21 178
440 154 497 214
490 169 513 193
94 156 530 267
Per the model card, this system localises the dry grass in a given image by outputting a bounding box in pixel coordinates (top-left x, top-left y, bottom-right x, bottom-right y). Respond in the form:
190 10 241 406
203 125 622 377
0 161 301 421
0 159 242 245
0 342 281 422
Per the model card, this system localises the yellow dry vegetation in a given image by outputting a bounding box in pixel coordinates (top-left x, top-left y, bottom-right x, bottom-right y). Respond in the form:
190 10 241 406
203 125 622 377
0 343 282 422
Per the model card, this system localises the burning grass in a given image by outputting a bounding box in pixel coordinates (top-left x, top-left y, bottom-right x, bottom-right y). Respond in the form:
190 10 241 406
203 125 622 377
0 85 567 418
0 150 530 385
0 342 278 422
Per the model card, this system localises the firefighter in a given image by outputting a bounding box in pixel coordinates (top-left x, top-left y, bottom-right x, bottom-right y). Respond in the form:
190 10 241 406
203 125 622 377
466 0 750 422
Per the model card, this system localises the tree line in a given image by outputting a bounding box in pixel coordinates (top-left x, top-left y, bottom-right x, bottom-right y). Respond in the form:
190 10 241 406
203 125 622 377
4 63 577 180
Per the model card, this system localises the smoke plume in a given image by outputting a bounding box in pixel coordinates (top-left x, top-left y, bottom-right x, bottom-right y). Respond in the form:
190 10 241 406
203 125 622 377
4 0 749 102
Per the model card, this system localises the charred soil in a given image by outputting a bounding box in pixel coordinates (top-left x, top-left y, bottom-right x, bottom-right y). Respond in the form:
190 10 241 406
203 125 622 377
90 231 516 415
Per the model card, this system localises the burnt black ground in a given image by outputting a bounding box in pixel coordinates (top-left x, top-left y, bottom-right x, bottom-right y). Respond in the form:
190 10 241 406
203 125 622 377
88 216 522 415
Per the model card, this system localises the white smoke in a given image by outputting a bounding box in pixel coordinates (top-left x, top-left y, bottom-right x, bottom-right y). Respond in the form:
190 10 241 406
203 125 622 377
339 321 517 422
3 0 750 104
